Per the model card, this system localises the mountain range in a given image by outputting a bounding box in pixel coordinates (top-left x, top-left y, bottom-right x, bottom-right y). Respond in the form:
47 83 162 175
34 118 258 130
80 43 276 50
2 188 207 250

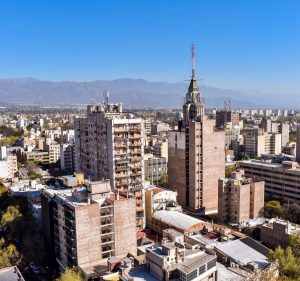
0 78 297 108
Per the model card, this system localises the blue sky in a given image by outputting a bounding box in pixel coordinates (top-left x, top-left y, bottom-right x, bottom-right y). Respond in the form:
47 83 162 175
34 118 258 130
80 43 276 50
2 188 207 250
0 0 299 94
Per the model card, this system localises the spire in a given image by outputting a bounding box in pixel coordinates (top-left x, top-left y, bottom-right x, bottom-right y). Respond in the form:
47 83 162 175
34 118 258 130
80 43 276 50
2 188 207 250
192 44 195 79
188 44 199 94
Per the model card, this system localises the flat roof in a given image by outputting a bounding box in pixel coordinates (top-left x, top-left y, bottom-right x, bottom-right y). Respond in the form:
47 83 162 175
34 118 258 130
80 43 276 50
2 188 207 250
240 160 282 168
190 234 220 246
153 210 205 231
176 252 215 274
0 266 25 281
215 238 269 269
129 268 160 281
216 263 246 281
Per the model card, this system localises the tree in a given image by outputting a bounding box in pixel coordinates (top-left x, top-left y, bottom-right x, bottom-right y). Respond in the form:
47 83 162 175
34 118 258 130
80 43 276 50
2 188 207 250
0 238 20 268
225 165 236 177
264 200 285 218
269 246 300 279
0 205 22 235
1 206 21 226
159 173 168 188
289 234 300 259
239 152 250 160
56 267 84 281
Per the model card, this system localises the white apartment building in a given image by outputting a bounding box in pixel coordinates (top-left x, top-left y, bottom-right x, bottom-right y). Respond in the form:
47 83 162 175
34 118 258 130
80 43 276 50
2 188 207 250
75 92 145 230
46 143 61 163
240 160 300 203
244 130 281 158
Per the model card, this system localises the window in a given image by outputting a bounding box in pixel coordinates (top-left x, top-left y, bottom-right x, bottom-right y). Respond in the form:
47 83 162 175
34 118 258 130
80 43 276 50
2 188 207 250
186 270 197 281
207 259 216 270
199 264 206 275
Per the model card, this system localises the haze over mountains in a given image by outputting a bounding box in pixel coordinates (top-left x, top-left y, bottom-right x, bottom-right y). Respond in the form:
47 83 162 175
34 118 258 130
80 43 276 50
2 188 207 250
0 78 297 108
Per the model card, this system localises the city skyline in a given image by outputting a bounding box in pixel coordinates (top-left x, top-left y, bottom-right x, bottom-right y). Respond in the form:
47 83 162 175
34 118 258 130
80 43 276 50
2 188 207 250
0 0 299 97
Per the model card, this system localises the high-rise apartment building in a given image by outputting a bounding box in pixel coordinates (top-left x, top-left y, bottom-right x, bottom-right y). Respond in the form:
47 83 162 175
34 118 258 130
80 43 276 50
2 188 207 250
240 160 300 203
244 129 281 158
261 118 289 146
296 126 300 163
216 110 240 128
41 180 137 278
60 143 75 172
75 93 145 230
168 45 225 214
144 154 167 184
218 170 264 223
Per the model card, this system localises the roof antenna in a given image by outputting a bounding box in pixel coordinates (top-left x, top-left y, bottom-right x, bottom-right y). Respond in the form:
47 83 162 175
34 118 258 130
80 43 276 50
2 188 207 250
192 44 196 79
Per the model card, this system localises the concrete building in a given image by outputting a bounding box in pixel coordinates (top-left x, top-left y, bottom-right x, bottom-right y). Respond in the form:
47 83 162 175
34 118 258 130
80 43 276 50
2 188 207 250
244 129 281 158
282 142 296 156
45 142 61 164
151 210 207 235
144 154 167 185
145 241 217 281
17 147 49 163
264 109 272 117
151 121 170 135
0 147 17 179
153 139 168 161
75 92 145 230
60 143 75 172
144 118 152 135
296 126 300 163
0 266 25 281
240 160 300 203
271 122 289 147
261 218 300 249
218 170 265 224
224 126 240 150
41 180 137 279
215 237 269 271
168 45 225 214
145 187 181 228
216 110 240 128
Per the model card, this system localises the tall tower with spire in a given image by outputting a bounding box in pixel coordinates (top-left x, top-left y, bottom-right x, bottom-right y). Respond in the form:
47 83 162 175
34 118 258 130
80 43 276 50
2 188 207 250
168 44 225 214
183 44 204 126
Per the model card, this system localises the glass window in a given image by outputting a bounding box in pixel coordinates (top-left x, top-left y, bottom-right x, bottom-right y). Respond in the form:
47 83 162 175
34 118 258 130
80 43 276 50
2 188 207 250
207 259 216 270
199 264 206 275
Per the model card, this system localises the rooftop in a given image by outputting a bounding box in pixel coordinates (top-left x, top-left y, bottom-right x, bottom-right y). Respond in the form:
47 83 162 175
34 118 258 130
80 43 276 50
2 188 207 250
176 251 216 274
153 210 205 231
0 266 25 281
215 237 269 269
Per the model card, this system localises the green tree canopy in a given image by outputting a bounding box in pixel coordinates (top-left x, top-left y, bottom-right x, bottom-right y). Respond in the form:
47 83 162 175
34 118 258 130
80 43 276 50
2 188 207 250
264 200 285 218
56 267 84 281
0 238 20 268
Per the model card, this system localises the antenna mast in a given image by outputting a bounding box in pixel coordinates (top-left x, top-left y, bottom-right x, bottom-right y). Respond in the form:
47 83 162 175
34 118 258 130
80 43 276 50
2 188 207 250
192 44 195 79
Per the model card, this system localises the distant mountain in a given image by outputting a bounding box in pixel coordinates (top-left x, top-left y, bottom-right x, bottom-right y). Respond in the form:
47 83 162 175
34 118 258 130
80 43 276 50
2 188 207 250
0 78 297 108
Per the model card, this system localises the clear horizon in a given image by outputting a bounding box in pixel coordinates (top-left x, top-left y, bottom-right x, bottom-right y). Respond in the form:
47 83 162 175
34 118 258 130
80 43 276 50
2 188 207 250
0 1 299 96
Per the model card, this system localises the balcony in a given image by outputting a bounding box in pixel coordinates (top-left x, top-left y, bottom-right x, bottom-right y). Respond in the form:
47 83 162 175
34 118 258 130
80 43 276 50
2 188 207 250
115 174 129 179
115 151 127 156
116 181 129 187
130 150 142 155
136 207 144 212
115 143 127 148
131 179 142 185
135 191 143 198
130 172 142 177
114 136 128 141
114 127 128 133
130 157 142 162
116 166 128 172
129 135 142 140
131 165 142 170
115 159 129 165
129 142 142 147
129 127 141 133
